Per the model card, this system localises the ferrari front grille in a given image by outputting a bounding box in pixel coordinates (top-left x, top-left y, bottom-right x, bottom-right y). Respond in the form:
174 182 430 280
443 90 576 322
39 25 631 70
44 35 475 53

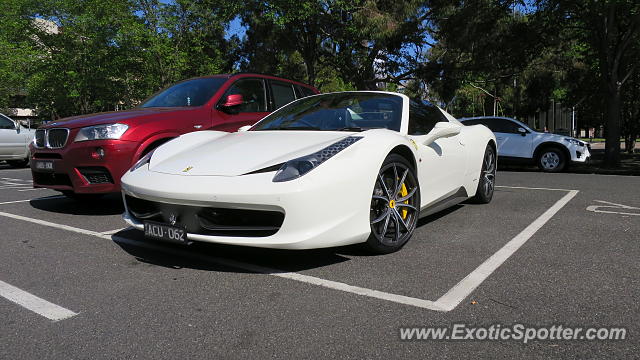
125 195 284 237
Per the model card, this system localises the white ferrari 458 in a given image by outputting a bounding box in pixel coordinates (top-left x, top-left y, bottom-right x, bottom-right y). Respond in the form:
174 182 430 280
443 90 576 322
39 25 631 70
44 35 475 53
121 91 496 253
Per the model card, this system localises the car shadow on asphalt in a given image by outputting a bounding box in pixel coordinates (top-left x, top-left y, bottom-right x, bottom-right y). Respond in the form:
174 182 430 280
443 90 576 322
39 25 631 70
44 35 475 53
112 204 467 274
113 229 353 273
29 193 124 216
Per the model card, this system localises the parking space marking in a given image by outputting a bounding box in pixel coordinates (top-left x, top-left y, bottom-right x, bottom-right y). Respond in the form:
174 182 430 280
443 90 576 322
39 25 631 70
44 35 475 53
0 210 446 311
0 211 111 239
112 235 447 311
0 177 40 192
435 188 579 311
1 177 32 182
0 186 580 312
586 200 640 216
0 195 64 206
101 228 129 235
0 280 78 321
496 185 572 192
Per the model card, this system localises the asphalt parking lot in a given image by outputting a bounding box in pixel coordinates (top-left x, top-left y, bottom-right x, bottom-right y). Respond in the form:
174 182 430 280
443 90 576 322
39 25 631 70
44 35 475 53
1 163 638 359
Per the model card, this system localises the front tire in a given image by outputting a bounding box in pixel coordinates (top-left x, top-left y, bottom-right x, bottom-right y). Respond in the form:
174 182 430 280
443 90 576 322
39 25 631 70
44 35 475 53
365 154 420 254
537 147 567 172
470 145 496 204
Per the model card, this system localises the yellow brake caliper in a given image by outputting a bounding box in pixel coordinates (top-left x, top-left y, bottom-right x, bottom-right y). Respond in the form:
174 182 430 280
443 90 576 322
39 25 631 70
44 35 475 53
399 183 409 219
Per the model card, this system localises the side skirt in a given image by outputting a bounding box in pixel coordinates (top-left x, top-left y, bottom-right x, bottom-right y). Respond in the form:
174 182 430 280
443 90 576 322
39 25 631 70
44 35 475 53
419 187 469 218
499 156 534 165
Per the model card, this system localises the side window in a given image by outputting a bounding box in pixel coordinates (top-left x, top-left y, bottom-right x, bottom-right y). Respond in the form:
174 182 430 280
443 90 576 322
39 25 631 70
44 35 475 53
271 81 296 109
408 100 448 135
491 119 520 134
0 115 15 129
461 119 482 126
223 79 267 113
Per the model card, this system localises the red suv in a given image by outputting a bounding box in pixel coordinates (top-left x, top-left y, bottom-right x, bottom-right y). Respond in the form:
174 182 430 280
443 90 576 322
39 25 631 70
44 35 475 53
30 73 318 197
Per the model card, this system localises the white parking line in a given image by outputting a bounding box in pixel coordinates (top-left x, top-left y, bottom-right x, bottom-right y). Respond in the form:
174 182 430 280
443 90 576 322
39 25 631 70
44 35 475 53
0 186 579 312
112 235 447 311
0 211 446 311
0 211 110 239
435 189 579 310
0 280 78 321
1 178 32 182
496 185 573 192
0 195 64 205
101 228 128 235
586 200 640 216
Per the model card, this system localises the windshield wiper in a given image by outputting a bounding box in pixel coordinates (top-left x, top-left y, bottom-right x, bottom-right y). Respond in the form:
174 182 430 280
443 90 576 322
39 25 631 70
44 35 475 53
334 126 375 132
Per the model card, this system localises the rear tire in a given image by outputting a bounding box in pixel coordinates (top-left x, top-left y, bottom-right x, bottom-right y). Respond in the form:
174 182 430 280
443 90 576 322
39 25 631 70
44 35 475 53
470 145 496 204
364 154 420 254
537 147 567 172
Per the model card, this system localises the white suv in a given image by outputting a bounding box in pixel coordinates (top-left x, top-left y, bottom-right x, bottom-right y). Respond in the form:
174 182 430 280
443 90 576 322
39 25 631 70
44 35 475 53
459 116 590 172
0 113 34 168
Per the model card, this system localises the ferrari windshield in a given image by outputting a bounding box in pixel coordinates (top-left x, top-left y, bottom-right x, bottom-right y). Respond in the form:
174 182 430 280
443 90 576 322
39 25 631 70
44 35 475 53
252 93 403 131
140 77 227 108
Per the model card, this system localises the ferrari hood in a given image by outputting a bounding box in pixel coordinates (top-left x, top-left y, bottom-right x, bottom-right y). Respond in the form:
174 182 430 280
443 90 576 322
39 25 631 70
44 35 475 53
149 130 355 176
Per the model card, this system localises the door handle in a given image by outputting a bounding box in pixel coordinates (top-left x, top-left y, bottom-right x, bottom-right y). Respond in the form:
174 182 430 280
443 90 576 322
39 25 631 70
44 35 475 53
496 137 504 140
193 125 203 129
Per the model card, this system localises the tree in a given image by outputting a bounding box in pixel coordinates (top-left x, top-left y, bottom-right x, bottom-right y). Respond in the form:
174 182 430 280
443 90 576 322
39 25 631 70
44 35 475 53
417 1 544 115
0 0 38 111
537 0 640 166
239 0 428 90
8 0 239 119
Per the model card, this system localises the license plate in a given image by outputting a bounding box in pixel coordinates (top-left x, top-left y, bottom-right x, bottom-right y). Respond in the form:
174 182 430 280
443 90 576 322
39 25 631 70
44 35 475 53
34 160 54 172
144 221 187 244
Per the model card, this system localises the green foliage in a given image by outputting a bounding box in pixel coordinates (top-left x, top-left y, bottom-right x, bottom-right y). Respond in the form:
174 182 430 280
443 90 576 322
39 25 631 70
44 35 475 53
0 0 638 160
0 0 238 120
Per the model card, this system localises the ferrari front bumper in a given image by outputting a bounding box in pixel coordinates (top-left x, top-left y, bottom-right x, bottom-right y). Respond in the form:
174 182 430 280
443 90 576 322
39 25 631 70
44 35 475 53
121 170 372 249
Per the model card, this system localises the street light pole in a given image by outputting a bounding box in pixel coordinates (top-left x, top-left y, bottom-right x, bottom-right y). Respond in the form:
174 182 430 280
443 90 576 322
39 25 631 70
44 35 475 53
571 106 576 137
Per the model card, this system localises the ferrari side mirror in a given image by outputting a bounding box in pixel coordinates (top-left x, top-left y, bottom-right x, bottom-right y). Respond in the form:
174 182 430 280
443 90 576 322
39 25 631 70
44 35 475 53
420 122 461 145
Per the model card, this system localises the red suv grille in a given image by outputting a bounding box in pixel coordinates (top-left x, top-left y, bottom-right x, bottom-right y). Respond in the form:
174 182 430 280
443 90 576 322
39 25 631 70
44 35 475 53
47 129 69 148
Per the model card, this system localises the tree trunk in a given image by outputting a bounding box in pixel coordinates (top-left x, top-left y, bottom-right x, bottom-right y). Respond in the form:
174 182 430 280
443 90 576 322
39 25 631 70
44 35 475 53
604 86 621 167
304 55 316 87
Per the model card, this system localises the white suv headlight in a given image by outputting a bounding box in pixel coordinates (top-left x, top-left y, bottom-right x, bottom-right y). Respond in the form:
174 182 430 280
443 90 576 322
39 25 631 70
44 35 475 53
75 123 129 142
564 138 584 147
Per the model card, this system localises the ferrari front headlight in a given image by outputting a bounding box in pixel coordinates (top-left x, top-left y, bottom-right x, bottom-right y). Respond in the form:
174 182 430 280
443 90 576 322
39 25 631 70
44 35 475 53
75 123 129 142
272 136 362 182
